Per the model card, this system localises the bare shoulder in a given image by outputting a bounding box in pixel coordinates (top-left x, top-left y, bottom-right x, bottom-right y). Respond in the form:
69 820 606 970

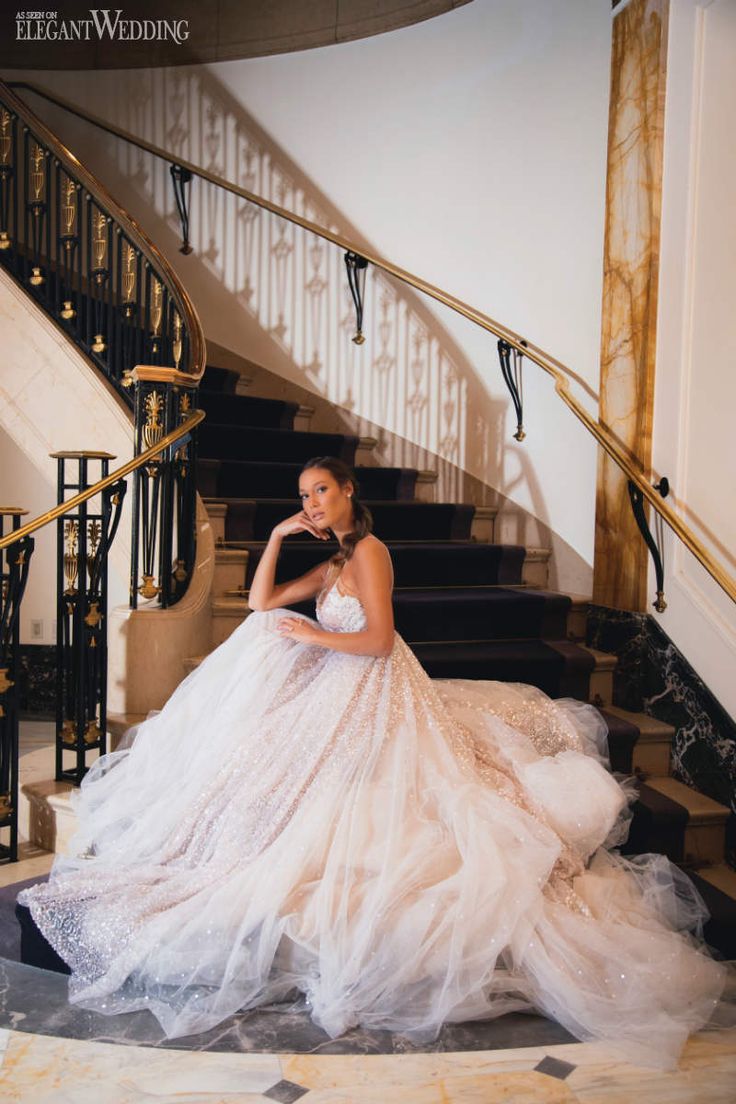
352 534 392 568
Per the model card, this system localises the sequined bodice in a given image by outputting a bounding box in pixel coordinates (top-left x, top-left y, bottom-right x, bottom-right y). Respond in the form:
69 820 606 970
316 583 368 633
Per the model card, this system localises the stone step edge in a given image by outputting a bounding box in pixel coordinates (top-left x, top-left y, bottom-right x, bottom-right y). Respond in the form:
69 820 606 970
603 704 674 744
643 775 730 827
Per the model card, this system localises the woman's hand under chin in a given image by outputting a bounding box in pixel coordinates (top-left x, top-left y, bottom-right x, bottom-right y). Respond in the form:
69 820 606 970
272 511 330 541
276 617 321 644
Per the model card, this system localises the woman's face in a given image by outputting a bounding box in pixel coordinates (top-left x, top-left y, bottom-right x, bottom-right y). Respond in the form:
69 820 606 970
298 468 353 532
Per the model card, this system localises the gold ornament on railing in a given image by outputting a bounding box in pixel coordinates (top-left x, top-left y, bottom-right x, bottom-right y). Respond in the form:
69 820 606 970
172 311 183 370
63 519 79 595
142 390 165 472
176 391 192 467
92 210 108 272
122 242 136 316
90 211 109 352
60 718 76 746
138 573 161 600
150 278 163 354
87 519 101 582
28 144 46 284
0 110 12 252
0 110 11 167
30 142 44 203
61 176 76 238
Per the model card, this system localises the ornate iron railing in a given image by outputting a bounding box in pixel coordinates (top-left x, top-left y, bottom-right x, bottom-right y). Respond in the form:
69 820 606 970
0 510 34 861
6 79 734 612
0 81 204 403
0 411 204 796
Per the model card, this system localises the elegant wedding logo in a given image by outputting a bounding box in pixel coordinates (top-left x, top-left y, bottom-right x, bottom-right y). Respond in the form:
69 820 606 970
15 9 190 44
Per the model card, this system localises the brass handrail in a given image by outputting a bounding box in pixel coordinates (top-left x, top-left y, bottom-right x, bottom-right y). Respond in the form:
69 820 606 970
0 410 205 549
0 80 206 385
9 82 735 607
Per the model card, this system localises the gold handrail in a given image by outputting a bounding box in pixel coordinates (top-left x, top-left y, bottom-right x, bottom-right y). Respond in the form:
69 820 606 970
0 81 206 384
0 411 205 549
8 82 735 606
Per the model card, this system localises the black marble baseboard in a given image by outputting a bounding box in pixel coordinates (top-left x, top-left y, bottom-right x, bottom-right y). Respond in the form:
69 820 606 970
587 606 736 865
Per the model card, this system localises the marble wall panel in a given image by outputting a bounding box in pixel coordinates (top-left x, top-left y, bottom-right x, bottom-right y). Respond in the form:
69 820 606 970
594 0 669 611
587 605 736 866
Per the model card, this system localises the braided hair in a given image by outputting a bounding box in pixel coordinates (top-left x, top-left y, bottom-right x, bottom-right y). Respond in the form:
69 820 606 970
300 456 373 566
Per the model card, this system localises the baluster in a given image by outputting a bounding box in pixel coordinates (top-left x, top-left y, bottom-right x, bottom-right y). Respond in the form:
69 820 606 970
0 108 16 256
52 452 121 785
25 133 47 291
130 367 199 610
58 171 80 327
0 509 34 863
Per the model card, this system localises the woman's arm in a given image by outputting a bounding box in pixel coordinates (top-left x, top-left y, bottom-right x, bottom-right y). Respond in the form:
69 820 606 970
277 538 395 657
248 512 330 611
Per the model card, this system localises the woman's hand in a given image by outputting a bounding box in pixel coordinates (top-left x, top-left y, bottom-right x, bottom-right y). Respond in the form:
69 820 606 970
276 617 321 644
272 511 330 541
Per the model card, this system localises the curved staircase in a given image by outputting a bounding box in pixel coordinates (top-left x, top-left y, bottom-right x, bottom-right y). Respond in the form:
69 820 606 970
171 361 734 957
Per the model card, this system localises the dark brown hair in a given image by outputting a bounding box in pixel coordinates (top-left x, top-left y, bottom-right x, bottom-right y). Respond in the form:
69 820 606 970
300 456 373 566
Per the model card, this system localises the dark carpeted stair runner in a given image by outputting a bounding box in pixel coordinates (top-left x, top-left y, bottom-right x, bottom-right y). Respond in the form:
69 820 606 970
197 364 601 699
199 424 359 465
243 540 526 588
197 459 420 501
210 498 476 543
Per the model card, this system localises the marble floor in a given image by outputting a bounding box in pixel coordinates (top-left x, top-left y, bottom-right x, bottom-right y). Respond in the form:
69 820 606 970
0 724 734 1101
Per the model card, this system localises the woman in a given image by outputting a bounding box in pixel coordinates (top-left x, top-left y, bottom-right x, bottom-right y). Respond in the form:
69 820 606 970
20 458 726 1066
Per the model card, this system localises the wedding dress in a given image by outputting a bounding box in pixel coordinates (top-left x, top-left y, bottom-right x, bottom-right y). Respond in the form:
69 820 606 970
19 581 726 1066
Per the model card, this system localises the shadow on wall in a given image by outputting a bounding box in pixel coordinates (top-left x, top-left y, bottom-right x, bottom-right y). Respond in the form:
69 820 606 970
23 65 570 559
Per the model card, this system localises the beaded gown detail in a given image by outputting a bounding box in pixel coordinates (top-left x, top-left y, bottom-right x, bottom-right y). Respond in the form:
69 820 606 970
20 583 725 1065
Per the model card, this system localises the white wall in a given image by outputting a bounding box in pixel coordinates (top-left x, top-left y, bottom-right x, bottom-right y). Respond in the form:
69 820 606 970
653 0 736 719
0 428 57 644
4 0 612 592
0 269 132 644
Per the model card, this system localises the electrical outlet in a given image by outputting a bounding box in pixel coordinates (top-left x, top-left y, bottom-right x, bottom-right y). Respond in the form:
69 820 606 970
31 620 43 639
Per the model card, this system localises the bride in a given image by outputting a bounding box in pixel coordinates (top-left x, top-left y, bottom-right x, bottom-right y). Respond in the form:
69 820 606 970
20 457 727 1066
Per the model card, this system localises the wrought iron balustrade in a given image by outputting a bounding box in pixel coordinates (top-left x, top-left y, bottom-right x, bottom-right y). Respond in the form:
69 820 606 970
0 83 203 406
0 510 34 861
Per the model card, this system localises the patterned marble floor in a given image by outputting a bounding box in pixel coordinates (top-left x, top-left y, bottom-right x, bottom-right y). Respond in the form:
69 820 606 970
0 1026 734 1102
2 723 734 1100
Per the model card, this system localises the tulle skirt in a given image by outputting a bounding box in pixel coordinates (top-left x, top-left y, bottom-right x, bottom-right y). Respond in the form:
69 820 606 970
19 609 727 1066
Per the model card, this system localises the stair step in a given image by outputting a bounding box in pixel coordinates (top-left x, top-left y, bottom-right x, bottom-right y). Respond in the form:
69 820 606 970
603 705 674 777
626 777 730 865
196 459 419 501
393 588 571 642
584 646 616 707
201 365 239 393
410 639 596 699
687 868 736 959
243 540 525 588
212 547 249 597
207 499 476 542
198 424 359 465
199 389 299 430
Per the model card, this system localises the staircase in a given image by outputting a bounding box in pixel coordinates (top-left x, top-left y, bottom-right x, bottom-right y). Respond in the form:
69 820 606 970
175 362 734 957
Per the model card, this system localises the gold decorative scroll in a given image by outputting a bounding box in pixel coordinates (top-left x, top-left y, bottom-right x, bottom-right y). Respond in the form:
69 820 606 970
63 519 79 595
61 175 76 237
29 141 44 202
0 108 11 167
122 242 137 306
92 209 107 270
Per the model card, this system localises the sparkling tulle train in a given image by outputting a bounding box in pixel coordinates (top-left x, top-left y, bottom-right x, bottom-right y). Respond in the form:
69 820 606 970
20 585 727 1066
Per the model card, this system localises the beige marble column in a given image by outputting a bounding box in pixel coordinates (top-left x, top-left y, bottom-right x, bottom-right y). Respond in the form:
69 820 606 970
593 0 669 611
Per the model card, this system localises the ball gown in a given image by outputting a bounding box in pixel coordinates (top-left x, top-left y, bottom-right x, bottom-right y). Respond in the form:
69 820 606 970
19 578 727 1066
